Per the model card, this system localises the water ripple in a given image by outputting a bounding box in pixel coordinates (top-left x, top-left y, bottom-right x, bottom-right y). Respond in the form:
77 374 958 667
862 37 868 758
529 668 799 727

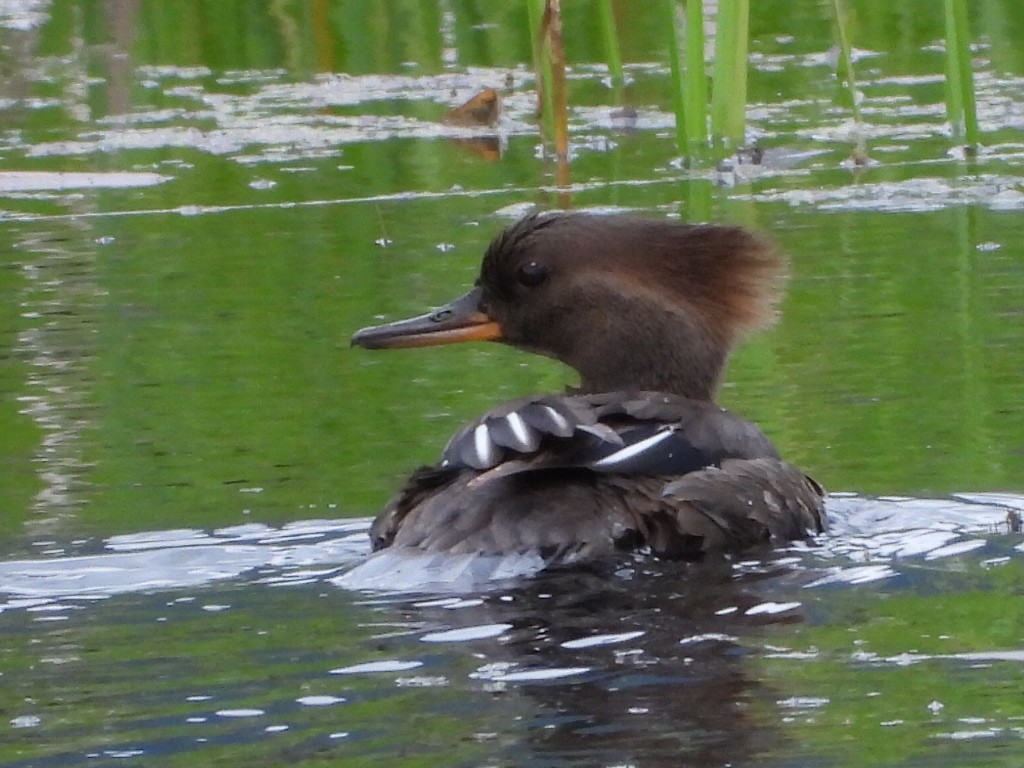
0 492 1021 607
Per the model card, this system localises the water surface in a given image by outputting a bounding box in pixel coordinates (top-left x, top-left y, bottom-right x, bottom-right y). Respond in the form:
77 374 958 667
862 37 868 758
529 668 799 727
1 2 1024 766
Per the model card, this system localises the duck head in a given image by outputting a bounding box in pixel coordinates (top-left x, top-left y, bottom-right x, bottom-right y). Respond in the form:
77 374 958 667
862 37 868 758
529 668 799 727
352 213 786 401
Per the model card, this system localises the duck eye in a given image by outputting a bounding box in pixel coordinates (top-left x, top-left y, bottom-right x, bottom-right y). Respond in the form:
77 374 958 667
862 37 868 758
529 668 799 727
516 261 548 287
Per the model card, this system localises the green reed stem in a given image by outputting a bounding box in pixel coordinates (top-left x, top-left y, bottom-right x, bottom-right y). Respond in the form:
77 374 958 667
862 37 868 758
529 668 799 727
598 0 625 93
527 0 553 130
665 0 689 150
709 0 748 147
683 0 707 153
666 0 710 161
943 0 979 151
831 0 862 124
832 0 867 162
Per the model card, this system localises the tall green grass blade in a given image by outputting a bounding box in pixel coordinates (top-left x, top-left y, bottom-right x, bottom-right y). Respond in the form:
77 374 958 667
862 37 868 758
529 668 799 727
944 0 979 151
665 0 689 151
666 0 710 162
597 0 625 93
683 0 707 155
527 0 555 150
710 0 748 148
943 7 964 133
729 0 749 141
709 1 735 142
832 0 867 163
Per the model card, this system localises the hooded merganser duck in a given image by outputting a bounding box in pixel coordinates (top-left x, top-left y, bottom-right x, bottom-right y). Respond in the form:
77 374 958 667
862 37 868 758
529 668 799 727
352 213 825 566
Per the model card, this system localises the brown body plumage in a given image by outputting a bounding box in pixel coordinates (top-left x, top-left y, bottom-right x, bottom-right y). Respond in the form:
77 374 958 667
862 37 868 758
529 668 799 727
352 212 825 567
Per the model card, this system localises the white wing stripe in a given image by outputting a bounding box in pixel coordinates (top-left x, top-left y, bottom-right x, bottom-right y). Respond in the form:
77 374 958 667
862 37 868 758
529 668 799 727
473 424 499 466
592 428 675 469
504 412 532 447
541 405 571 433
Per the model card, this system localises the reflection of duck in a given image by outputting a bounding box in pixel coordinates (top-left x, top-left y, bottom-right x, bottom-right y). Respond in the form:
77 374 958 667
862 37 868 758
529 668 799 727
353 213 825 566
384 560 799 765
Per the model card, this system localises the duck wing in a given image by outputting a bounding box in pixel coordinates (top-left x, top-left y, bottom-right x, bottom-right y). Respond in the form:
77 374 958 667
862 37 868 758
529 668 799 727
440 391 780 480
439 394 620 470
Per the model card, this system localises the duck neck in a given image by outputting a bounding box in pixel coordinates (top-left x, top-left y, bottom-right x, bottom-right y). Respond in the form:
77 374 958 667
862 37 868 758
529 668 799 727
568 307 730 402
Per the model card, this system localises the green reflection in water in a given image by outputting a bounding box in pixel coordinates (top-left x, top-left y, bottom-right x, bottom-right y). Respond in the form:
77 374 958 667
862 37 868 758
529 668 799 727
0 260 40 537
754 561 1024 767
2 193 1024 535
0 586 500 767
1 0 1023 541
5 195 1021 540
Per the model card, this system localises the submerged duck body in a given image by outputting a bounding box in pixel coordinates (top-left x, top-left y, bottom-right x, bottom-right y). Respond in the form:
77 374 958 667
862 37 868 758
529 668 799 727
353 213 825 567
